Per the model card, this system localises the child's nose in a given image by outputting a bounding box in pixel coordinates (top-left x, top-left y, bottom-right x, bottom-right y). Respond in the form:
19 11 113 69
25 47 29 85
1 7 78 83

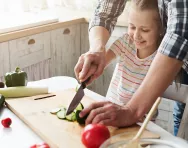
134 30 142 40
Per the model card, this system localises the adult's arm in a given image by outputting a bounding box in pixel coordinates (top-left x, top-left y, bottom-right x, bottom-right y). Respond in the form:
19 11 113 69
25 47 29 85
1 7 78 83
89 0 127 52
75 0 126 82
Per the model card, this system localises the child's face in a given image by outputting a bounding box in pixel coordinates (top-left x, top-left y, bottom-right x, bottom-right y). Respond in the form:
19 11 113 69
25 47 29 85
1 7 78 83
128 7 161 51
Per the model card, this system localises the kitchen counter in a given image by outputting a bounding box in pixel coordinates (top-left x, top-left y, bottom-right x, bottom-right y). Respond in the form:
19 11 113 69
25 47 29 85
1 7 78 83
0 6 128 43
0 76 188 148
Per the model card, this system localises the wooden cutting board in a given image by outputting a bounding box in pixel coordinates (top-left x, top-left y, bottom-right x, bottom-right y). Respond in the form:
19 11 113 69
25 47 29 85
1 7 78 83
5 89 160 148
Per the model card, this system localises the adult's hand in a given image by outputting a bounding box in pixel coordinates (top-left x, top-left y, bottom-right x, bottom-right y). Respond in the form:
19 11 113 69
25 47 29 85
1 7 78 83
74 50 105 84
79 101 137 127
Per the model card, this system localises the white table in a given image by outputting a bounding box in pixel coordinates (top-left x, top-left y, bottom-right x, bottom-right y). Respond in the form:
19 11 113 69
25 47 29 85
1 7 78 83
0 76 187 148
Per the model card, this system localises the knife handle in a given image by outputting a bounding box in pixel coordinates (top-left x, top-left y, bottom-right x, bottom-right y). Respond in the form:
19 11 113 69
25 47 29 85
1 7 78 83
81 77 91 89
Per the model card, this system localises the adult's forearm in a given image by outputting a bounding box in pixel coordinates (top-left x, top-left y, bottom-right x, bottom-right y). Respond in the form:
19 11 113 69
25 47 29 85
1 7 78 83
89 26 110 52
126 53 183 121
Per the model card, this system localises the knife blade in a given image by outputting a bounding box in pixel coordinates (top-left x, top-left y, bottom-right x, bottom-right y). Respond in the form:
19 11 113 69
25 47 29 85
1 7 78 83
66 77 91 115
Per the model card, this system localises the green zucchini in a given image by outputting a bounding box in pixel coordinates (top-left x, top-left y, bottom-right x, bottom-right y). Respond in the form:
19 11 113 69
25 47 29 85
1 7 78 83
0 94 5 109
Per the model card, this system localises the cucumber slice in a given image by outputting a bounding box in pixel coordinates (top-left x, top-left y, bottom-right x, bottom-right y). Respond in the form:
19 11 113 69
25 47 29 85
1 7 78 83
75 103 84 111
57 110 66 119
66 112 76 121
75 110 88 125
61 106 66 111
50 108 61 114
71 112 76 121
75 85 79 92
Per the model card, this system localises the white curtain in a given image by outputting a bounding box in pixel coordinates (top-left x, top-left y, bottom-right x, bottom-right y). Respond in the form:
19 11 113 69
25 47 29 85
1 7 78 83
0 0 64 13
0 0 98 13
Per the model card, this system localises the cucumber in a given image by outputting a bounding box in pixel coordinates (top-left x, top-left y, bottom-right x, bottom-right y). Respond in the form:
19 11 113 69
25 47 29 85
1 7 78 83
57 109 66 119
75 110 88 125
75 85 79 92
66 112 76 121
0 94 5 109
75 103 84 111
61 106 66 111
52 103 86 124
50 108 61 114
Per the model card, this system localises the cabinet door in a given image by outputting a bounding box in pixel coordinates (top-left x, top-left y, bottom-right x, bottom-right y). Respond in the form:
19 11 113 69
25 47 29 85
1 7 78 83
9 32 51 70
0 42 10 81
51 24 81 78
9 32 51 81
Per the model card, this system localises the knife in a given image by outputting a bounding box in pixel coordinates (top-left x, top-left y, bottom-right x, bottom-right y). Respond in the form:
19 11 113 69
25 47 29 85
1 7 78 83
66 77 91 115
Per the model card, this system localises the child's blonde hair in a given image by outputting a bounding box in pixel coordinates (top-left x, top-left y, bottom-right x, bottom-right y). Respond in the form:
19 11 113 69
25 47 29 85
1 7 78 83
131 0 160 22
131 0 158 10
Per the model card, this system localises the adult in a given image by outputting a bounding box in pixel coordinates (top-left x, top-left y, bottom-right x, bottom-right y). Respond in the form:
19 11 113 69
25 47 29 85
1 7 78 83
74 0 187 136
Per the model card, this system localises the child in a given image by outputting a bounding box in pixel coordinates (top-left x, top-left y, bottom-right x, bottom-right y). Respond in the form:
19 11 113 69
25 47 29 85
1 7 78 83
105 0 163 118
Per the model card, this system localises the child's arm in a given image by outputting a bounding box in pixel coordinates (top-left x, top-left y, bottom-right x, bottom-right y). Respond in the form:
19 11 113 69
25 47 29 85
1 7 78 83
105 34 127 68
105 49 116 68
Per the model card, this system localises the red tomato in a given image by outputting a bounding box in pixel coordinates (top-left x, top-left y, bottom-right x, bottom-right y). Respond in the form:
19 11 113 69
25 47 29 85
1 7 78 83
30 142 50 148
81 124 110 148
1 118 12 128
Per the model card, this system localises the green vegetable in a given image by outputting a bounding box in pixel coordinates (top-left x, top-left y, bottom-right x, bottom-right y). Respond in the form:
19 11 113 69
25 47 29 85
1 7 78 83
50 108 61 114
75 85 79 92
0 94 5 109
75 110 88 125
75 102 84 111
56 107 66 119
0 86 48 98
5 67 27 87
51 103 87 124
0 82 5 88
66 112 76 121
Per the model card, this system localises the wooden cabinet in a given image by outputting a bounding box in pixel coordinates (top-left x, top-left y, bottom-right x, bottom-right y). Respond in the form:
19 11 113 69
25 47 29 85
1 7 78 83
0 42 10 81
5 24 81 81
9 32 51 70
50 24 81 78
9 32 51 81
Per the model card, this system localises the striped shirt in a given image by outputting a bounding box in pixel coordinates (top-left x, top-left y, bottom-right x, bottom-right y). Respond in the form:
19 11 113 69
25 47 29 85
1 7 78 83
89 0 188 73
106 34 156 106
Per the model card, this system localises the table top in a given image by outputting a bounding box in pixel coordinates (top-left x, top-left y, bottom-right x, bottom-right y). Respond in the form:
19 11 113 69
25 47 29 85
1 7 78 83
0 76 187 148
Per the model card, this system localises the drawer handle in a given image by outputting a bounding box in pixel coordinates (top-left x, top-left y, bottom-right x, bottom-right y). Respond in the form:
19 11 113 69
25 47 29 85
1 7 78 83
28 39 35 45
63 28 70 34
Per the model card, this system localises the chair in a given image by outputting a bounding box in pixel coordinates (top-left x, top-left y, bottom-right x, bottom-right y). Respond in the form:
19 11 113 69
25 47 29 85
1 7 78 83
162 83 188 140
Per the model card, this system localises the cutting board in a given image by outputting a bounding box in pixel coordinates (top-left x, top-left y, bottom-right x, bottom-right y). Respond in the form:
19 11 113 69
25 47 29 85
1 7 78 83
5 89 160 148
